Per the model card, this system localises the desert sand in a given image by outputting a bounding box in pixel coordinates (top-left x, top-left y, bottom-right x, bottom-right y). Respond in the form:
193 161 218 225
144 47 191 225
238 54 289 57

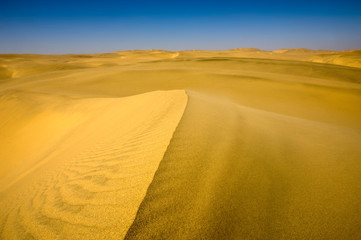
0 48 361 239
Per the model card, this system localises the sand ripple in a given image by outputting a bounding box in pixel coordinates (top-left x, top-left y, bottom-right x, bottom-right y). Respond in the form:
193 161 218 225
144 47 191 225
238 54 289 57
0 90 187 240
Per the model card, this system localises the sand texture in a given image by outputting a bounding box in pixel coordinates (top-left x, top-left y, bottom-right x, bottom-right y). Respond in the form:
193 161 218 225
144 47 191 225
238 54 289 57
0 90 187 239
1 49 361 239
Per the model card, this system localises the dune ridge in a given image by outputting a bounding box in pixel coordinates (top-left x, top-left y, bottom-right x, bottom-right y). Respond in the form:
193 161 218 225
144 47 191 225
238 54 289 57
0 49 361 239
0 90 187 239
125 91 361 239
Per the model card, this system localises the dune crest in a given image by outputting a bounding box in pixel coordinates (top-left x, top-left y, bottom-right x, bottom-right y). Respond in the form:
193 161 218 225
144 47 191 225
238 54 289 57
0 90 187 240
126 91 361 239
0 49 361 239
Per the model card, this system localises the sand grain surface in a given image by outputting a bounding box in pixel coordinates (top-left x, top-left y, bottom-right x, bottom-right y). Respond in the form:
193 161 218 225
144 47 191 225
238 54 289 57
0 89 187 240
0 49 361 239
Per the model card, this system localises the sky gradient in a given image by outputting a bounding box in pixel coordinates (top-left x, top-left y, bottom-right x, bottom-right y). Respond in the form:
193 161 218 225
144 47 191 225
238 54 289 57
1 0 361 54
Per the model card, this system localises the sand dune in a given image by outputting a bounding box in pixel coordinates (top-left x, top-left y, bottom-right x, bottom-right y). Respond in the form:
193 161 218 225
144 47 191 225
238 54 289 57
126 91 361 239
0 90 187 239
0 49 361 239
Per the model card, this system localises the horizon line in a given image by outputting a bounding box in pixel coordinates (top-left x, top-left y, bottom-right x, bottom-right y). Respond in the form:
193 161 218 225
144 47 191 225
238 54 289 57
1 47 360 56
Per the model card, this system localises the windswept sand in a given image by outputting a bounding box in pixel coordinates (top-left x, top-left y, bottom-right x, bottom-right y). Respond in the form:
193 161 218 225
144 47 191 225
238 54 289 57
0 90 187 239
126 91 361 239
1 49 361 239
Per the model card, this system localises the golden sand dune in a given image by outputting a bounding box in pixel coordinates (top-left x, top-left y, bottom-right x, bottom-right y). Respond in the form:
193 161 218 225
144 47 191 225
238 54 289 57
126 91 361 239
0 49 361 239
0 90 187 239
308 50 361 68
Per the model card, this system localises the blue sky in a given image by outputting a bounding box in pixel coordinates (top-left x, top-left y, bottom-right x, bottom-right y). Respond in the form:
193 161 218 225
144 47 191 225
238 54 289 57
1 0 361 53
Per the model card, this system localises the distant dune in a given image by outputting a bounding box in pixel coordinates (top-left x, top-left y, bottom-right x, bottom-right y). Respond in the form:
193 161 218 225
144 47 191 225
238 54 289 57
1 49 361 239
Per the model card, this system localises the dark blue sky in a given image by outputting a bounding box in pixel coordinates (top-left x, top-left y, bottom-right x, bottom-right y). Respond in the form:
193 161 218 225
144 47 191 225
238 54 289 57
1 0 361 53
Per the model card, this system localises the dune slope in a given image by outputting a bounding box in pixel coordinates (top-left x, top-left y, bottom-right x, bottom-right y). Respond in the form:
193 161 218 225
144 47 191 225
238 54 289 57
0 49 361 239
2 51 360 130
126 91 361 240
0 90 187 240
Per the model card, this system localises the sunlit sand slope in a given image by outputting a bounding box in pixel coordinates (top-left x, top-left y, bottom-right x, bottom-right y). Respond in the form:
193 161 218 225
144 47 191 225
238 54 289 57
2 51 360 130
126 91 361 239
0 90 187 240
0 49 360 239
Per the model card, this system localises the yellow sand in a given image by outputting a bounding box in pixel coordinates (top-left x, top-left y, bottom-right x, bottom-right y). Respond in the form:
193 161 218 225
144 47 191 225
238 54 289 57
0 48 361 239
126 91 361 239
0 90 187 239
